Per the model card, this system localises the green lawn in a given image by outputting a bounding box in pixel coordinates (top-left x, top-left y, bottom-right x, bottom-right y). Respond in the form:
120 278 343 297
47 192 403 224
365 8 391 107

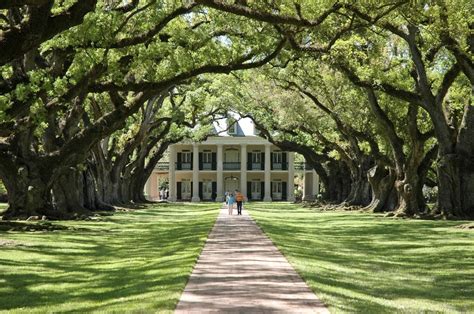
0 203 219 313
246 202 474 313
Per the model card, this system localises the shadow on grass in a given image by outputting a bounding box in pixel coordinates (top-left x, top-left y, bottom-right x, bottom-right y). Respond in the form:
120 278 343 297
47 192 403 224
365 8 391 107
0 203 220 313
247 202 474 313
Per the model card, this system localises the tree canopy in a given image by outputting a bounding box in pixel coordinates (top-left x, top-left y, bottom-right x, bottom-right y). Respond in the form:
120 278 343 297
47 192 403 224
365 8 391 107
0 0 472 219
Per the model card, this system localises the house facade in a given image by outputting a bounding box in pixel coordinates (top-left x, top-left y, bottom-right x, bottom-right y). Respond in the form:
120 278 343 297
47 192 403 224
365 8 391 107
145 117 319 202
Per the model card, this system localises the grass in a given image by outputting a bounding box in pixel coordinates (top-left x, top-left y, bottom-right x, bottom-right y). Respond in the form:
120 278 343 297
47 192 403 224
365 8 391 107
0 203 7 214
0 203 219 313
246 202 474 314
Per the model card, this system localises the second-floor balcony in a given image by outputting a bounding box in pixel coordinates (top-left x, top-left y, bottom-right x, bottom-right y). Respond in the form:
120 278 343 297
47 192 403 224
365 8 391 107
223 162 241 170
158 161 312 171
271 162 288 170
248 162 264 170
201 162 217 170
176 162 192 170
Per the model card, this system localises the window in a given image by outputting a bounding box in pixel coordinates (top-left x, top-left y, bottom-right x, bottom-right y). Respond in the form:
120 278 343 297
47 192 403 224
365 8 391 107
228 119 237 134
181 151 192 170
272 151 282 170
272 151 282 164
182 151 192 163
272 181 282 194
203 151 212 163
203 180 213 194
252 152 261 163
182 179 191 194
251 181 261 193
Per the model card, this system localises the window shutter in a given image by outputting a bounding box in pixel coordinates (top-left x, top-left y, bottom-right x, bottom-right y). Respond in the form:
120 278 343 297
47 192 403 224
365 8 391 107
260 181 265 200
177 182 182 200
199 152 203 170
212 181 217 200
247 182 252 200
270 152 274 170
282 182 287 200
199 182 203 200
261 152 265 170
191 181 193 196
177 153 182 170
247 153 252 170
212 152 217 170
282 152 288 170
190 154 193 170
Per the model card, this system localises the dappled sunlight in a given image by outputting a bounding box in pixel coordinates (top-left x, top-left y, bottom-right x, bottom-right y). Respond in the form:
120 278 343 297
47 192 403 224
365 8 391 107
247 202 474 313
0 203 219 313
176 207 328 313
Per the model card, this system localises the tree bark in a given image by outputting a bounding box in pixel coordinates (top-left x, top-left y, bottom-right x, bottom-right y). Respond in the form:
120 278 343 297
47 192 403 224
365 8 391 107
363 165 397 212
323 160 351 203
437 104 474 217
1 163 51 219
343 156 372 206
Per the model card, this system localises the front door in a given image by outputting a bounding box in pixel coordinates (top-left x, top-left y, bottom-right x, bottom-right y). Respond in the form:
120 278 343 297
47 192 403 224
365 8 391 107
202 180 212 200
224 178 239 195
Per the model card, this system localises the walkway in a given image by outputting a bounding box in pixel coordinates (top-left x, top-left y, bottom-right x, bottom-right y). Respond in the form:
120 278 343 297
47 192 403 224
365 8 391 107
175 206 329 313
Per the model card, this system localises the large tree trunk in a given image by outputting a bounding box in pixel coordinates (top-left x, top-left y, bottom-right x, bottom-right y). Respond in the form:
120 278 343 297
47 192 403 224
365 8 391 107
324 160 351 203
89 144 123 206
394 171 423 216
119 171 133 204
393 105 431 216
83 163 115 211
363 165 397 212
52 167 89 215
437 104 474 218
436 153 463 216
343 157 373 206
129 165 149 203
1 164 51 219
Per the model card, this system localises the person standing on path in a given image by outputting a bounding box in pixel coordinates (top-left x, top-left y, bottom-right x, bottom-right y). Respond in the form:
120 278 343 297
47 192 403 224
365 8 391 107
235 190 244 215
227 193 235 215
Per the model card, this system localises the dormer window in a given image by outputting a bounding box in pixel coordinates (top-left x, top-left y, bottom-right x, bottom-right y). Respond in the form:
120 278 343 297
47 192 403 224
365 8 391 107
228 119 237 135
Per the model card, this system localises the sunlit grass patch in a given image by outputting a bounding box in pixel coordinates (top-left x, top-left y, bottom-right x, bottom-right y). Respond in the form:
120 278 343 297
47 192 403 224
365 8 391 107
0 203 219 313
247 202 474 313
0 203 7 215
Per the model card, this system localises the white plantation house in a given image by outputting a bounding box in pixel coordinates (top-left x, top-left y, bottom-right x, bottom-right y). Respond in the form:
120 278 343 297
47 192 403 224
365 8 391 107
145 115 320 202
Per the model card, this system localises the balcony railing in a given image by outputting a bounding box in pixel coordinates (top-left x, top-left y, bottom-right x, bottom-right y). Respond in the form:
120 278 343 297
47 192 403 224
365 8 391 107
248 162 264 170
155 162 169 170
176 162 192 170
201 162 216 170
271 162 288 170
155 161 312 171
223 162 241 170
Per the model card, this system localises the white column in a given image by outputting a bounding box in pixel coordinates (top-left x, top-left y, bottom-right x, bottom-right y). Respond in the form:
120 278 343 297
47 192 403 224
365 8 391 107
168 145 176 202
191 143 200 202
216 144 224 202
263 144 272 201
312 169 320 200
287 152 295 202
302 170 311 201
240 144 248 201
